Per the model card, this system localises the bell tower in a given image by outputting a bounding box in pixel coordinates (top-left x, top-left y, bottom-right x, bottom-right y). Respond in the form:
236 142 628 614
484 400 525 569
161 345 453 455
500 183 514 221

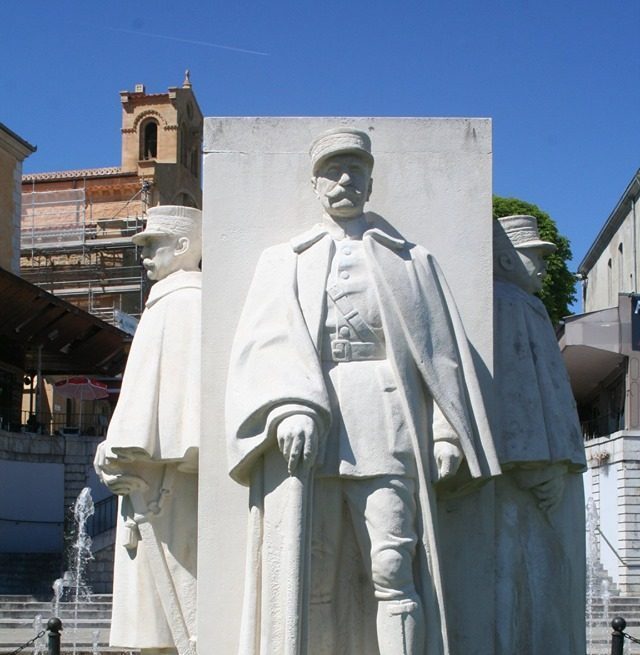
119 72 203 208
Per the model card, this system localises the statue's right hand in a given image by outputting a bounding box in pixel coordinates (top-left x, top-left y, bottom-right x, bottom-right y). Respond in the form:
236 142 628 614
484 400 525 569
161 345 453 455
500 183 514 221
93 441 149 496
276 414 319 474
93 441 109 478
99 471 149 496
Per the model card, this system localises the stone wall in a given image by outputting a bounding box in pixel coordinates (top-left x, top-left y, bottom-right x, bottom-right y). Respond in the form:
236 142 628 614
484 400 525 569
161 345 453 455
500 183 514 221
87 535 115 595
0 139 24 273
0 553 63 597
586 432 640 595
0 429 115 593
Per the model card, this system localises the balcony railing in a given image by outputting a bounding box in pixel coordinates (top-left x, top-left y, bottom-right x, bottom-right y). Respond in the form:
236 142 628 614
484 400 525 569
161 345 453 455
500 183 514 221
87 495 117 537
18 410 109 437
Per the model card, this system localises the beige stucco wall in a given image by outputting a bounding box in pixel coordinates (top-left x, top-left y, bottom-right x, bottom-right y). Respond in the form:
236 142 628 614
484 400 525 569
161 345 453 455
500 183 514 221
0 126 34 272
584 205 637 313
0 148 26 273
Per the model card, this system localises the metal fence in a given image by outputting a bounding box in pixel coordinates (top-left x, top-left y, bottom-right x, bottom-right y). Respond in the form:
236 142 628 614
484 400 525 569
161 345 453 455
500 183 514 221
87 495 117 537
19 410 109 437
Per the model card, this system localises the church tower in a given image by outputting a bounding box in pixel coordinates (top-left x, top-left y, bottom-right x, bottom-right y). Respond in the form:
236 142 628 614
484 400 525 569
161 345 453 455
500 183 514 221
120 71 203 208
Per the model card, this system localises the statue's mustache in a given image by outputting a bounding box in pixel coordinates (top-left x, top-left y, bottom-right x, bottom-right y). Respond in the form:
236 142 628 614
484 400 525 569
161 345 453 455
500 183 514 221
326 185 361 200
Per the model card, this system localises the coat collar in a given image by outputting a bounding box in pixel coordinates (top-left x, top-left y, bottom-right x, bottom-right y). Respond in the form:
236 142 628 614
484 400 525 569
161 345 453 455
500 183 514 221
494 278 549 319
290 215 405 253
146 270 202 308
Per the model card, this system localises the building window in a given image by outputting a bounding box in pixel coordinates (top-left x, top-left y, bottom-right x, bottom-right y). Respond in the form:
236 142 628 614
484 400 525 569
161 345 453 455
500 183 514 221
180 125 188 167
618 243 624 292
190 147 199 177
140 119 158 160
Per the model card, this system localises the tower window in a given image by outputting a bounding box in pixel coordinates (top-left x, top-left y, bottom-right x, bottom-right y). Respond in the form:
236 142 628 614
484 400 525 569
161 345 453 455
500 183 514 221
180 125 188 166
141 119 158 160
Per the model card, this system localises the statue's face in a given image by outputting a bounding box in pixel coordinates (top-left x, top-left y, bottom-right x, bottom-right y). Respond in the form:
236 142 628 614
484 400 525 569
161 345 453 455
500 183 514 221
140 234 184 281
312 153 372 220
513 246 548 294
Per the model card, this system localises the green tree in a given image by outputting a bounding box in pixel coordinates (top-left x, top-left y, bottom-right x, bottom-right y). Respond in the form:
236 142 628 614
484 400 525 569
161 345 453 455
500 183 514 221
493 196 576 325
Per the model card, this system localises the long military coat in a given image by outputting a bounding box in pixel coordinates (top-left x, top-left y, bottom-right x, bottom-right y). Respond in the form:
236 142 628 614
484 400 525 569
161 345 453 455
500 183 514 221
226 222 499 654
104 270 201 649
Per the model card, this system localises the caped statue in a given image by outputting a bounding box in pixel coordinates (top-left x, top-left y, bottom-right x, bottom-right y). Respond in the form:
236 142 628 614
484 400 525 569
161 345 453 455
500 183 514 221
226 128 499 654
493 215 586 655
94 205 202 655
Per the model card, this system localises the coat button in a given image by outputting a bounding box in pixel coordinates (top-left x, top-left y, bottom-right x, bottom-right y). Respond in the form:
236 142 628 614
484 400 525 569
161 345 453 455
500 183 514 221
340 271 350 279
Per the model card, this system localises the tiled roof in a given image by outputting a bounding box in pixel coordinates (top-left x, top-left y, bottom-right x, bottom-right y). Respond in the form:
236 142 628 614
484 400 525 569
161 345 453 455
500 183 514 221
22 167 128 182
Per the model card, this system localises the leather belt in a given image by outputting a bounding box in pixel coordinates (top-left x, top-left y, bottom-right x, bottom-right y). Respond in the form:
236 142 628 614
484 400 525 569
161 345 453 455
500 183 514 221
323 338 385 362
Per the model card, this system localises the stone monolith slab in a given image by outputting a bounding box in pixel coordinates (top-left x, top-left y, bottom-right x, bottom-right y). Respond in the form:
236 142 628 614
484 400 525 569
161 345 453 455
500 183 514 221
199 117 494 654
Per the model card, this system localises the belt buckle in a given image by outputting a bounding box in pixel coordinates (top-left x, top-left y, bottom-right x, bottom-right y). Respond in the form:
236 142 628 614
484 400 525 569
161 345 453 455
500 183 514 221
331 339 351 362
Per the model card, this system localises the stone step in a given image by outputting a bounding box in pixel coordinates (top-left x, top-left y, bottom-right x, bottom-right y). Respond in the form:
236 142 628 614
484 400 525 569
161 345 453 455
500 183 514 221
0 618 112 629
0 594 112 605
0 601 113 610
0 602 112 610
587 620 640 655
0 628 131 655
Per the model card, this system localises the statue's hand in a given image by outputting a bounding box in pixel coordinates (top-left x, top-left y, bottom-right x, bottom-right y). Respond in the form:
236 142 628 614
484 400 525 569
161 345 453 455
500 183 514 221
93 441 149 496
100 471 149 496
434 441 463 481
93 440 109 479
512 463 568 512
276 414 319 474
530 473 566 512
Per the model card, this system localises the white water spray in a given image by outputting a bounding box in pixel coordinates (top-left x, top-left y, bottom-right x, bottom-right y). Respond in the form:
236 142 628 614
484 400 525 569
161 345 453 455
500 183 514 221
586 497 602 654
70 487 95 654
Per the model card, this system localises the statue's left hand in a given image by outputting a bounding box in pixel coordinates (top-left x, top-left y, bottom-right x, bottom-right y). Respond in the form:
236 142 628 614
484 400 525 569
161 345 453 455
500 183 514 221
530 473 566 512
434 441 463 480
512 463 568 512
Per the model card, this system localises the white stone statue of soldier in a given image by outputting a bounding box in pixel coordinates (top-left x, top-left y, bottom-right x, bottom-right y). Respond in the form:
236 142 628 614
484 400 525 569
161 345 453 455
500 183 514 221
94 205 202 655
492 215 586 655
225 128 499 654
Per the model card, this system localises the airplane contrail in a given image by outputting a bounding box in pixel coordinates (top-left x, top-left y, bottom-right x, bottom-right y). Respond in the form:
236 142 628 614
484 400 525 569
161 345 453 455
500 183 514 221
104 26 270 56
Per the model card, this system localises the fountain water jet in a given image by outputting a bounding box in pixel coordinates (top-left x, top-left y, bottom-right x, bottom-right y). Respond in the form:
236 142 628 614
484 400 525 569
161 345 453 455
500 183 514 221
47 487 101 652
586 498 600 653
32 613 45 655
70 487 95 654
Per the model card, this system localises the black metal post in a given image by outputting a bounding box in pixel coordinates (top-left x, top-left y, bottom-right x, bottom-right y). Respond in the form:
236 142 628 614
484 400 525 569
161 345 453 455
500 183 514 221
611 616 626 655
47 617 62 655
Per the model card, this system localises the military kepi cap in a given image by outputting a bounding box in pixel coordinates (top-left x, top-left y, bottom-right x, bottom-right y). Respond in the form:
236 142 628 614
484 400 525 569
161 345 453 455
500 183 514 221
132 205 202 245
309 127 374 173
493 215 556 254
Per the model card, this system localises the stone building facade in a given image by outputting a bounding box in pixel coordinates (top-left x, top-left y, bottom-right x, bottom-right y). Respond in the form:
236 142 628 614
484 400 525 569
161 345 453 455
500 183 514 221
0 124 35 273
561 169 640 594
20 74 203 328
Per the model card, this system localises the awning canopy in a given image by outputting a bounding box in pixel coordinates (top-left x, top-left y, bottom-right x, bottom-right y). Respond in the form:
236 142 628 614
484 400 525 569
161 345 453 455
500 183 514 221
0 267 130 376
560 306 625 402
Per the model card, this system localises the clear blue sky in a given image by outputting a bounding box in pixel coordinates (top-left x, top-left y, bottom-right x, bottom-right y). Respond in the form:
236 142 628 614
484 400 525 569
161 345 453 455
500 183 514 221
4 1 639 304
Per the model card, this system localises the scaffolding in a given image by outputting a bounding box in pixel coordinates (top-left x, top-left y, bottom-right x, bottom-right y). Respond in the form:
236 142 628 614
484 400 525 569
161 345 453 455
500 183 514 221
20 180 149 327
